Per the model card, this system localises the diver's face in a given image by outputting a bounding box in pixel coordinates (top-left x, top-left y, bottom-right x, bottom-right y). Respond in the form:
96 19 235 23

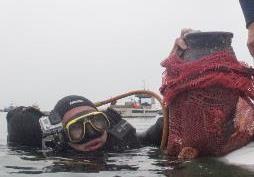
62 106 108 152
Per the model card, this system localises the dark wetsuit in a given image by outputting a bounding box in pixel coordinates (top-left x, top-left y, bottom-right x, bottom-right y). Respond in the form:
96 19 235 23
239 0 254 28
137 117 163 147
6 106 162 151
101 108 141 151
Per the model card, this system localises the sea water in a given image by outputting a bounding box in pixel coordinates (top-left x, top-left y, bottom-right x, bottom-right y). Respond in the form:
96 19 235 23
0 112 254 177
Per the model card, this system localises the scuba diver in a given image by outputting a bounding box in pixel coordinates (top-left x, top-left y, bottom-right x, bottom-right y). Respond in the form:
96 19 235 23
6 95 163 154
6 28 194 154
6 29 195 155
6 27 191 154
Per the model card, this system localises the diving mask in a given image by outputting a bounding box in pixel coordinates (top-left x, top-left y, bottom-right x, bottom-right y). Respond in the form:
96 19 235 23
65 111 110 144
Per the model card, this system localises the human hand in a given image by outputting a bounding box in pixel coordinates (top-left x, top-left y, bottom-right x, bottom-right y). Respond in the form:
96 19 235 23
170 28 192 56
170 28 199 56
247 22 254 57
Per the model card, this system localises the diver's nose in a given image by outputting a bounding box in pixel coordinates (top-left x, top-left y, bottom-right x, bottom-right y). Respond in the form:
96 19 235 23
85 123 98 137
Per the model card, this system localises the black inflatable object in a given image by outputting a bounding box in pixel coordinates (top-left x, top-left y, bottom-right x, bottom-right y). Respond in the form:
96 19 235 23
6 107 44 147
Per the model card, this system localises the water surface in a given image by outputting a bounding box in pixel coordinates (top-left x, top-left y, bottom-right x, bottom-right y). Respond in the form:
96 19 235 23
1 112 254 177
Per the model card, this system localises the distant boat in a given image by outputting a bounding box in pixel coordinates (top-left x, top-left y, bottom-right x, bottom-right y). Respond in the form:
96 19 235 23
3 103 17 112
110 94 159 118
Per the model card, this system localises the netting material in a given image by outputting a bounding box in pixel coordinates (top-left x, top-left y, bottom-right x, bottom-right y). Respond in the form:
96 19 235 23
160 50 254 157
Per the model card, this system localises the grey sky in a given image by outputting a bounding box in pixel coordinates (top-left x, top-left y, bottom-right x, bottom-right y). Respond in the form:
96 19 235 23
0 0 251 110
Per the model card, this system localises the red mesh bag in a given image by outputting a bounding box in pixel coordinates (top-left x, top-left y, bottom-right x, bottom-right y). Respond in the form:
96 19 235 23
160 50 254 157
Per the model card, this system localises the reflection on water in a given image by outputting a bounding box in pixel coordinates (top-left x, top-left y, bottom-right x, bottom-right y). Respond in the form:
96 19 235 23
1 113 254 177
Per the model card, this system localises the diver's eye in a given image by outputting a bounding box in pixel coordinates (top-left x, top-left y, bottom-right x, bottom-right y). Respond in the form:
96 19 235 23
68 122 84 141
90 114 109 130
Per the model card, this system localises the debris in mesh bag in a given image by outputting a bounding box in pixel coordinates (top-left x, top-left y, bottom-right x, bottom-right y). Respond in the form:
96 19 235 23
160 50 254 158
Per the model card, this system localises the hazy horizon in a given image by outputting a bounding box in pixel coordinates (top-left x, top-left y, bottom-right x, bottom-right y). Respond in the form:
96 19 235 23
0 0 252 110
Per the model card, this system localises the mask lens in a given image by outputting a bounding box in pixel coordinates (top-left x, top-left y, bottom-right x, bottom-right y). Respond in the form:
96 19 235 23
90 113 109 131
68 121 84 142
